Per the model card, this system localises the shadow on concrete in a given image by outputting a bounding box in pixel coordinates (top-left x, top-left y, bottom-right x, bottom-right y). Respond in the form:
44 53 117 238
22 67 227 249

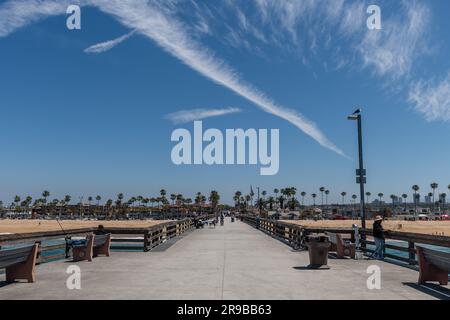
0 280 16 288
293 266 330 271
403 282 450 300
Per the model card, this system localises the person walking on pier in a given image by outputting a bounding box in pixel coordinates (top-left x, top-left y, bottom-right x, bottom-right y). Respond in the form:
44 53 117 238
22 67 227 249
372 215 385 260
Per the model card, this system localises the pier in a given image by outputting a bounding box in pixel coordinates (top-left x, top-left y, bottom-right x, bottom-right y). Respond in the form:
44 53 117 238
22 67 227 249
1 219 448 300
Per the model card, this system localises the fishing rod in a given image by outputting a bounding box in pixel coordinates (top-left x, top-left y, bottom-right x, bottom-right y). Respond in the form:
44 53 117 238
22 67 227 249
55 217 72 258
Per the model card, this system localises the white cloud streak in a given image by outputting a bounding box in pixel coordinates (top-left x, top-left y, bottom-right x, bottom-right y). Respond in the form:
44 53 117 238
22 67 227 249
0 0 345 156
165 107 241 124
0 0 70 37
359 1 430 79
84 29 136 54
90 0 345 156
409 72 450 122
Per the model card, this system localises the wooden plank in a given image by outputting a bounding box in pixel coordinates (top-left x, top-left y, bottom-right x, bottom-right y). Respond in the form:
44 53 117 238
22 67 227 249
0 245 34 258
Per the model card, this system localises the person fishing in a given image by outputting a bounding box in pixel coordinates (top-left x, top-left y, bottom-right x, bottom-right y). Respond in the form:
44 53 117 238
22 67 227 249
372 215 385 260
65 225 106 257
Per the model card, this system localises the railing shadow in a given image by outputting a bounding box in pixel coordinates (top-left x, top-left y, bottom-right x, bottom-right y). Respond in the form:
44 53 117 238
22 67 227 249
403 282 450 300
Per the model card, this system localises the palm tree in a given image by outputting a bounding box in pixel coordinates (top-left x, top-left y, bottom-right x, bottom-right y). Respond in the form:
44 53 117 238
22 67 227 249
88 196 93 205
319 187 325 207
341 192 347 206
13 195 21 207
325 190 330 208
234 191 242 207
42 190 50 204
64 195 71 204
351 195 357 212
311 193 317 207
439 193 446 212
170 194 176 205
267 197 275 210
277 195 285 209
209 191 220 211
431 182 438 210
300 192 306 206
160 189 167 204
365 192 371 204
96 195 101 205
412 185 420 216
390 195 397 211
117 193 124 206
245 194 251 208
274 188 279 200
261 190 267 200
402 194 408 211
378 193 384 210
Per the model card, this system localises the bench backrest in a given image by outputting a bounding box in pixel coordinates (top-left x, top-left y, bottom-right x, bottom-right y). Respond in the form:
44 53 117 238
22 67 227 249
93 234 110 247
326 232 344 245
0 245 35 269
418 246 450 271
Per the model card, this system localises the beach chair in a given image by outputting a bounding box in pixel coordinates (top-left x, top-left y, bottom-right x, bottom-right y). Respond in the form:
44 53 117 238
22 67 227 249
417 246 450 285
326 232 355 259
0 243 39 283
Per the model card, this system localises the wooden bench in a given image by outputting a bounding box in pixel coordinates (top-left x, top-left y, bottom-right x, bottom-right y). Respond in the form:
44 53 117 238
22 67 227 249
0 244 39 283
326 232 355 259
72 233 94 262
72 233 111 262
417 246 450 285
93 234 111 258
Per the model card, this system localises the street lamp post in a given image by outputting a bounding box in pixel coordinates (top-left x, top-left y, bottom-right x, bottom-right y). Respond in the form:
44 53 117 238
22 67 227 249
348 109 367 231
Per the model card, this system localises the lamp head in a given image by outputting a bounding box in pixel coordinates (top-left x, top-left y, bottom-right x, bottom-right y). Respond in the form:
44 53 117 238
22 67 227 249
347 108 362 120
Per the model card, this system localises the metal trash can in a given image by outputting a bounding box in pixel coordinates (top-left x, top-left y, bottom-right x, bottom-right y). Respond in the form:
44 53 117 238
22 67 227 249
306 234 331 269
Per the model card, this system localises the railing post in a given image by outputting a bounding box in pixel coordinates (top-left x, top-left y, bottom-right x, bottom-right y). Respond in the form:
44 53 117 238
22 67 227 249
408 241 415 264
143 230 150 252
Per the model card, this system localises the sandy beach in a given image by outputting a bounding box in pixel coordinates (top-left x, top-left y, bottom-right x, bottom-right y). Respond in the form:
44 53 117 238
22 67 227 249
282 220 450 236
0 219 170 235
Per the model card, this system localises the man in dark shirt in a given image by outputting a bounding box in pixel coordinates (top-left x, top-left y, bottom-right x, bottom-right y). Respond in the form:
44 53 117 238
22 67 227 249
372 216 385 260
94 224 108 235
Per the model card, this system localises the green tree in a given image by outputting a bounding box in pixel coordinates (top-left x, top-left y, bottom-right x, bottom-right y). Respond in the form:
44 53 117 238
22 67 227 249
431 182 438 209
42 190 50 204
341 192 347 205
319 187 325 207
300 192 306 206
209 191 220 212
311 193 317 207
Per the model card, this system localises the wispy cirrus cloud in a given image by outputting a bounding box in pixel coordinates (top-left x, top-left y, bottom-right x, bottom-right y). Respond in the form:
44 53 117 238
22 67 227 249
0 0 70 37
92 0 346 156
409 72 450 122
358 1 430 79
0 0 345 157
84 29 136 54
165 107 241 124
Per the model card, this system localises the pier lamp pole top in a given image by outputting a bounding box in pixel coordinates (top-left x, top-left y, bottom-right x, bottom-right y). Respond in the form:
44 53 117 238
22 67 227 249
347 108 362 120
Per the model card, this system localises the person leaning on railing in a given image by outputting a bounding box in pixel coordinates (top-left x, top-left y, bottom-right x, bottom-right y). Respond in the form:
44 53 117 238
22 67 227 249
372 215 385 260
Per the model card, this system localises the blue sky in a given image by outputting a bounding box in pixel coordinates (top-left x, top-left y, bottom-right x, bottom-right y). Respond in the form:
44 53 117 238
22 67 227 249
1 0 450 205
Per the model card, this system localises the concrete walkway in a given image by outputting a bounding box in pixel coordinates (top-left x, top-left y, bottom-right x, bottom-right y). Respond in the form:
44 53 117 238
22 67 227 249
1 219 448 300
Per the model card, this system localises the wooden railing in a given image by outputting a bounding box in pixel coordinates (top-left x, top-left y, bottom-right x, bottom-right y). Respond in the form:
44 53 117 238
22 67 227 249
359 229 450 265
240 215 450 266
0 219 195 264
